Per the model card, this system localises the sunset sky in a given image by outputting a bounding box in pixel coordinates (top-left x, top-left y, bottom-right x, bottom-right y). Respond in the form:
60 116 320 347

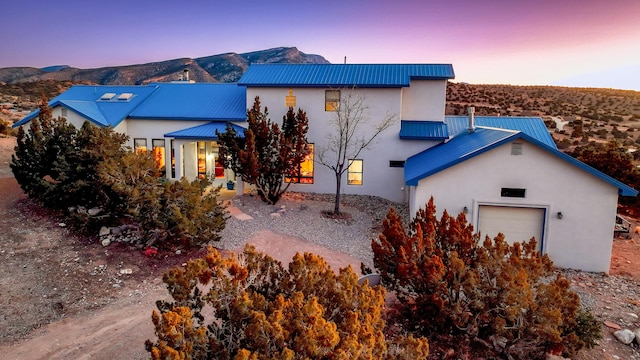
3 0 639 90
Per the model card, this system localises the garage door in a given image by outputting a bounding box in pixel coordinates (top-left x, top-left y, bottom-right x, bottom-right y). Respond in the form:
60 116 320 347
477 206 544 252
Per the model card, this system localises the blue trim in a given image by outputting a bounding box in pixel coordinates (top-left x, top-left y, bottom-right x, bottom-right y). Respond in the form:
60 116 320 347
164 121 246 140
405 128 638 197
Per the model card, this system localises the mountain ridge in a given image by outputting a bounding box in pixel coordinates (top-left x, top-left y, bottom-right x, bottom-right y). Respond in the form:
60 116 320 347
0 47 329 85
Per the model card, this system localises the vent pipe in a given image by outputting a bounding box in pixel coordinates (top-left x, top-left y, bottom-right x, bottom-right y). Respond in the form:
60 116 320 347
183 68 189 82
468 106 476 133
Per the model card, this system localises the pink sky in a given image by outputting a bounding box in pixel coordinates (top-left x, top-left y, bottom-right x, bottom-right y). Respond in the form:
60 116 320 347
2 0 639 90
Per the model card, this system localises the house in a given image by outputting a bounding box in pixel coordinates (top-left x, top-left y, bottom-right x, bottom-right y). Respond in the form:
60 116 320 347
14 63 636 273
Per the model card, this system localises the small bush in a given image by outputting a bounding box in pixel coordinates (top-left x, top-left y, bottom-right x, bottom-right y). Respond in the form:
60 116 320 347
146 245 430 359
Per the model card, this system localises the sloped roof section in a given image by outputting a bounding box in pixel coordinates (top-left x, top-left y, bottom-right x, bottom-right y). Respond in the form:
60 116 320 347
400 120 449 140
164 122 246 140
445 116 556 148
238 64 455 87
405 127 637 196
13 85 158 128
130 83 246 121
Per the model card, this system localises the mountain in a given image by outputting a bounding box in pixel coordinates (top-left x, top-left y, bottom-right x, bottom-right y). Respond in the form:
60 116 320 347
0 47 329 85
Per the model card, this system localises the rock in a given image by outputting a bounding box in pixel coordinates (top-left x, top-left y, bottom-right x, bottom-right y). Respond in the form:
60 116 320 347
613 329 635 344
627 313 639 319
546 354 570 360
119 268 133 275
58 223 66 228
633 328 640 344
88 207 102 216
99 226 110 237
175 250 182 255
101 238 111 247
110 226 122 236
270 212 281 218
604 321 622 330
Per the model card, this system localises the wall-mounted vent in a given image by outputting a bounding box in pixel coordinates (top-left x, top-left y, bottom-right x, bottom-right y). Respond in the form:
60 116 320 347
389 160 405 168
118 93 133 101
511 142 523 155
100 93 116 100
501 188 526 198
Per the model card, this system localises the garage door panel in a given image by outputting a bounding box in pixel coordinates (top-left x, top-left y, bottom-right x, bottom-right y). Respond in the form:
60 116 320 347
478 206 544 252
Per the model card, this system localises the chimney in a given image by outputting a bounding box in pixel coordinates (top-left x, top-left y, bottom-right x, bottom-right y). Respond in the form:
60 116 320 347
467 106 476 133
183 68 189 82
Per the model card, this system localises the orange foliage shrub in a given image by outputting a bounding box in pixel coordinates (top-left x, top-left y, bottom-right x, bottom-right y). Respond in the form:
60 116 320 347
372 197 593 359
146 245 429 359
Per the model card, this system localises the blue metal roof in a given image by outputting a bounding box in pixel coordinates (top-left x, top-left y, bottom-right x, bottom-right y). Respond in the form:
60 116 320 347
238 64 455 88
13 85 158 128
404 127 637 196
164 122 246 140
446 116 556 148
400 120 449 140
130 83 246 121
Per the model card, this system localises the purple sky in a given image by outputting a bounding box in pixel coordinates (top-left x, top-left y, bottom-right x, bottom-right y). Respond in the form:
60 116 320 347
3 0 639 90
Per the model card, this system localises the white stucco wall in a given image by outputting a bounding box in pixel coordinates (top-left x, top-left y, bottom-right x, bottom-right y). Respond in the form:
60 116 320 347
52 106 90 129
401 80 447 121
246 86 441 203
410 139 620 273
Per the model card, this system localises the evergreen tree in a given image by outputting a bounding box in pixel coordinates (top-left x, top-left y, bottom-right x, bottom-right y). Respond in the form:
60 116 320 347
217 97 310 204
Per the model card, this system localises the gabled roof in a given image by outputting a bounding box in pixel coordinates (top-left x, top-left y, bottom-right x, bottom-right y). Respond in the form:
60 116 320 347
405 127 638 196
130 83 246 121
400 116 556 147
238 64 455 88
164 122 246 140
13 85 158 128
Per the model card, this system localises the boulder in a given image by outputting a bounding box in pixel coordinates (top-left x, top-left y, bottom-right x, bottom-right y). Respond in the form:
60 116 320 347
99 226 110 237
101 238 111 247
88 207 102 216
613 329 635 345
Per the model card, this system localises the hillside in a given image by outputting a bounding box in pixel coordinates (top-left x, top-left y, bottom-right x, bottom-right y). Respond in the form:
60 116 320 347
447 82 640 153
0 47 328 85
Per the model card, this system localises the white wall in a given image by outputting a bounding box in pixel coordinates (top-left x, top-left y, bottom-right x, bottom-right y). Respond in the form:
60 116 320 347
52 106 89 129
411 139 619 273
246 86 440 203
401 80 448 121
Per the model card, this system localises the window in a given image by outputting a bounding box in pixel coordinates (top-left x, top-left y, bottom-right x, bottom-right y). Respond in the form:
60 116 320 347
389 160 405 168
325 90 340 111
152 139 165 176
134 138 147 153
170 140 175 178
511 142 523 155
501 188 526 198
286 144 314 184
197 141 207 178
347 159 363 185
61 108 68 117
285 89 296 107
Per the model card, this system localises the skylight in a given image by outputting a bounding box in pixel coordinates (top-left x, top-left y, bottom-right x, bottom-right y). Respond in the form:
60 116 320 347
100 93 116 100
118 93 133 101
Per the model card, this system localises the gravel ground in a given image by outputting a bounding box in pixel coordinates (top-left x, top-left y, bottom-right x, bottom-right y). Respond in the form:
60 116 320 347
219 192 409 269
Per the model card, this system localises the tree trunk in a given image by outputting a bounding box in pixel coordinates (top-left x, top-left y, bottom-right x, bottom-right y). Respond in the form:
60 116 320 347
334 172 342 214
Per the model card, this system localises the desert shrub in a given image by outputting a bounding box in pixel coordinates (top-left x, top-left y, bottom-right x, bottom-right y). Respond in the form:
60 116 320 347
98 153 226 248
372 198 594 359
146 245 430 359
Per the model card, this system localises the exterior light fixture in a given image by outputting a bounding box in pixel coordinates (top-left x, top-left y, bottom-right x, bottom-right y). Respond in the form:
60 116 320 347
557 212 563 219
463 206 469 214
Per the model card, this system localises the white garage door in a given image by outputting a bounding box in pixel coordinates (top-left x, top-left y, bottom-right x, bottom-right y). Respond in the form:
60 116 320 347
477 206 545 252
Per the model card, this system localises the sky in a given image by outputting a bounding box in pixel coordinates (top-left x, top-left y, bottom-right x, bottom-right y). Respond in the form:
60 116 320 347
2 0 639 90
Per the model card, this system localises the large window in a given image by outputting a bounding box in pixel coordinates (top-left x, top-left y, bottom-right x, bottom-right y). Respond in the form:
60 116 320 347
170 140 176 178
134 138 147 153
347 159 363 185
152 139 165 176
287 144 314 184
325 90 340 111
197 141 207 178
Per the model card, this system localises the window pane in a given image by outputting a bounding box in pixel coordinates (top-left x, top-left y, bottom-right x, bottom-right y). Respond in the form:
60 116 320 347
197 141 206 178
347 159 363 185
134 138 147 153
286 143 314 184
325 90 340 111
152 139 165 173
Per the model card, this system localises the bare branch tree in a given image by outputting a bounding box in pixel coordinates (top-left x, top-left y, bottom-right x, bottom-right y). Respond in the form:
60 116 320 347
316 89 396 214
